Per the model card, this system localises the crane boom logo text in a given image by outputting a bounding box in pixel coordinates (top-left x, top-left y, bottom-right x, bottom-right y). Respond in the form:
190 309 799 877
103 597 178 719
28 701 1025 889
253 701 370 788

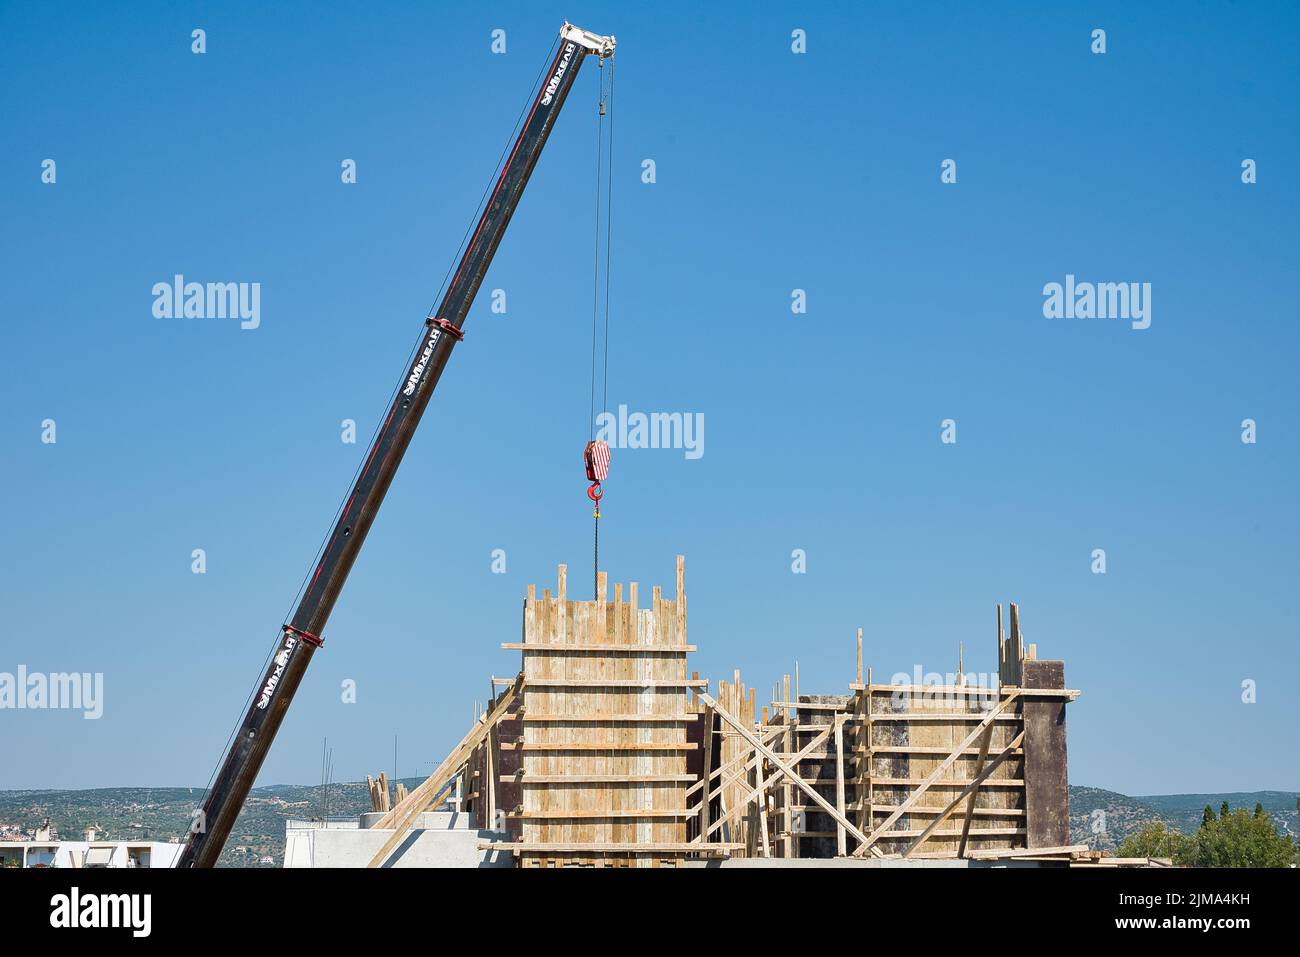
256 633 297 709
404 329 442 396
541 43 576 106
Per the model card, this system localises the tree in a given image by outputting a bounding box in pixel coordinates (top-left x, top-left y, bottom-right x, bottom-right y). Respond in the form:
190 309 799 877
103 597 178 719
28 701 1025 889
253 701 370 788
1117 805 1295 867
1117 821 1187 861
1181 806 1295 867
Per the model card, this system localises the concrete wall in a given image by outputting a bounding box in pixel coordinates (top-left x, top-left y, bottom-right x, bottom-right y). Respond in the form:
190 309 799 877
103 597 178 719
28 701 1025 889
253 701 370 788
284 812 512 868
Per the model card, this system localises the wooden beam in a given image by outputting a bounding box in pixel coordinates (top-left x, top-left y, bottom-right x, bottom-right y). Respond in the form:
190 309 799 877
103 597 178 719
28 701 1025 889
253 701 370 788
698 706 714 841
500 643 696 652
967 844 1088 860
834 714 847 857
478 842 739 853
958 722 996 858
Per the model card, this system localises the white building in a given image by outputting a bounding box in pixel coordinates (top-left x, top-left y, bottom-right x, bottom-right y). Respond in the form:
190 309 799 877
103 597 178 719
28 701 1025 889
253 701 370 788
0 825 181 869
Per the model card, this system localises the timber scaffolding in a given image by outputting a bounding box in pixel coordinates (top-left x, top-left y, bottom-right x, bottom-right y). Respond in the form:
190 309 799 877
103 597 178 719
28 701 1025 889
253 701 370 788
365 558 1085 868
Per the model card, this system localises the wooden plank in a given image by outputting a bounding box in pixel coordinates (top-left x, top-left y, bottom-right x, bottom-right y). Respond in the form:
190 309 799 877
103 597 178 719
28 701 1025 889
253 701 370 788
789 827 1025 840
501 643 696 652
511 809 695 819
520 742 697 751
519 774 696 784
869 777 1025 787
523 678 706 688
698 706 713 842
854 686 1078 698
479 842 739 852
958 721 996 857
522 713 689 722
967 844 1088 860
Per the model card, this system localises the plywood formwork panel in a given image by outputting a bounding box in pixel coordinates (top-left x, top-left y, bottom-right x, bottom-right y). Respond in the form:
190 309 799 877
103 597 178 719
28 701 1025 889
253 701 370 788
516 558 695 867
861 684 1024 856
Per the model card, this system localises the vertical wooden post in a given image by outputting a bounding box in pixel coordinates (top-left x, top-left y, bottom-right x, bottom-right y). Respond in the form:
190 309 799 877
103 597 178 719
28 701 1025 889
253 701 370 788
1009 603 1023 686
834 713 847 856
996 604 1004 685
699 705 713 842
782 673 793 857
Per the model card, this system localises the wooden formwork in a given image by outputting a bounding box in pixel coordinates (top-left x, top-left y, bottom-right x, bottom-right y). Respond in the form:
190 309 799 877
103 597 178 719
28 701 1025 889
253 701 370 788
699 606 1079 861
494 556 730 867
378 581 1080 868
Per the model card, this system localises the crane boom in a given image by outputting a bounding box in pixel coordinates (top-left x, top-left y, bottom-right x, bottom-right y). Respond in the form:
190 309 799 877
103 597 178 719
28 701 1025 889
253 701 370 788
178 22 615 868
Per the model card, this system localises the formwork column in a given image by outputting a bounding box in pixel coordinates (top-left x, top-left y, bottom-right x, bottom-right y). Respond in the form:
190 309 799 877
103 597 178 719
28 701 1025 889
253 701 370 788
1021 659 1069 848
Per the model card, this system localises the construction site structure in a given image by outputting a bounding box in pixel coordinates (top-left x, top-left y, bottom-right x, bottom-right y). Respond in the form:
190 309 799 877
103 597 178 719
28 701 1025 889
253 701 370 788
336 557 1102 868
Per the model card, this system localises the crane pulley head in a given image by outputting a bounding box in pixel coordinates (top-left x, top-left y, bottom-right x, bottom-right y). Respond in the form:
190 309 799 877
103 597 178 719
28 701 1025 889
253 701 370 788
562 21 616 60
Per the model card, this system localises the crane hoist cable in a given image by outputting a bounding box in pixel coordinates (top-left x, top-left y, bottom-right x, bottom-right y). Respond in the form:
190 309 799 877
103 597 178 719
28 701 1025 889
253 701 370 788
585 51 615 596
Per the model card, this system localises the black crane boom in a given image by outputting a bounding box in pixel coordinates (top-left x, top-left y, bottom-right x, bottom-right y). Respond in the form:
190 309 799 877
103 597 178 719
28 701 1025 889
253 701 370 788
178 23 615 868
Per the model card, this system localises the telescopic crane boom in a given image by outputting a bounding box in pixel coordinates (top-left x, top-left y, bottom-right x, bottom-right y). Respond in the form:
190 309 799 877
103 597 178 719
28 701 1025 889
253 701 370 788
177 22 616 868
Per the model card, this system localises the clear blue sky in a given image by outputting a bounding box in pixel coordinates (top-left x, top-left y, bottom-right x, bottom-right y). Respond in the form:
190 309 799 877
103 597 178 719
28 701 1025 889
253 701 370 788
2 1 1296 796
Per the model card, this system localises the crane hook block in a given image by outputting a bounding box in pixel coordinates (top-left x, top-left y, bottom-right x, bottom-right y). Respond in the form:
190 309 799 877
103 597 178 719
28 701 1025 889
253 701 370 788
585 440 610 483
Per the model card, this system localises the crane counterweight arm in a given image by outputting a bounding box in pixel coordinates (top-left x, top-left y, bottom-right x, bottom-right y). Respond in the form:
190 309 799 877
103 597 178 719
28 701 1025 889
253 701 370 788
178 23 615 869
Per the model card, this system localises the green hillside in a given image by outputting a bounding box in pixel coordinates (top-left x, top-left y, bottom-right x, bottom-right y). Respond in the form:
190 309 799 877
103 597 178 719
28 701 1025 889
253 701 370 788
3 783 1295 865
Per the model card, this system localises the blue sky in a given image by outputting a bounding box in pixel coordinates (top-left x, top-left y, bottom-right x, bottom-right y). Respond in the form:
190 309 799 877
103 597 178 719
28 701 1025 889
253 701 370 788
2 1 1296 796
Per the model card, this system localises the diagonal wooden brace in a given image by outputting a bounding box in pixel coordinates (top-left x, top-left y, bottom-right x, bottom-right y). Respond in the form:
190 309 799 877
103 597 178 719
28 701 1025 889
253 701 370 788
699 691 872 853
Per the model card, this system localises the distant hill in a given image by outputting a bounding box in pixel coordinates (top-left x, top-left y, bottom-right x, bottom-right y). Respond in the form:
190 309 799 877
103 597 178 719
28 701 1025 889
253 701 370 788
1068 786 1166 851
0 779 427 867
3 783 1295 865
1138 791 1299 838
1068 787 1298 852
